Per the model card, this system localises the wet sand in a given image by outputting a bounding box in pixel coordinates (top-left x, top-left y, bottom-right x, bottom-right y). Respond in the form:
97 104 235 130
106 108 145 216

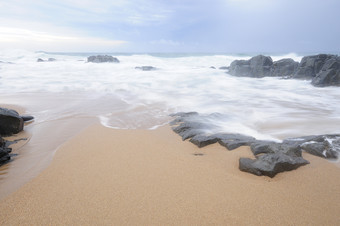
1 124 340 225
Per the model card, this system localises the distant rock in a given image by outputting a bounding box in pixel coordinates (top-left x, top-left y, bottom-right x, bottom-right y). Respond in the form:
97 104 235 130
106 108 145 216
270 58 299 77
37 58 44 62
0 107 34 136
311 56 340 87
228 55 273 78
293 54 335 79
87 55 119 63
135 66 157 71
228 54 340 87
48 58 56 62
210 66 216 69
170 112 340 177
219 66 229 70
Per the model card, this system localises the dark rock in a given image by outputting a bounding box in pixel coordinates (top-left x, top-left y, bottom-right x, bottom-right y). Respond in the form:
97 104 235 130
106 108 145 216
0 137 11 166
219 66 229 70
239 153 309 178
217 133 256 150
293 54 336 79
301 135 340 159
311 56 340 87
170 112 340 177
0 108 24 136
87 55 119 63
228 55 273 78
250 141 302 157
37 58 44 62
270 58 299 77
21 115 34 122
135 66 157 71
190 135 220 148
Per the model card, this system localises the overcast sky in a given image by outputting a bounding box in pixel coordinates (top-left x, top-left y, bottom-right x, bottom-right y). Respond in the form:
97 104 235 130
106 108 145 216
0 0 339 53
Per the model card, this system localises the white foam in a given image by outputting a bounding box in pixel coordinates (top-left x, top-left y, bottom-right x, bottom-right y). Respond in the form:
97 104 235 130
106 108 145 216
1 50 340 140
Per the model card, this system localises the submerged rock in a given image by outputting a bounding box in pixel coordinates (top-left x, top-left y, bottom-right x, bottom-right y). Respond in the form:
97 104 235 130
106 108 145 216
87 55 119 63
135 66 157 71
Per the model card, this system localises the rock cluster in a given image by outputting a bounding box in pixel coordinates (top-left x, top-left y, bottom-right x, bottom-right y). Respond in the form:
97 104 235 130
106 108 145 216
37 58 56 62
87 55 119 63
228 54 340 87
170 112 340 177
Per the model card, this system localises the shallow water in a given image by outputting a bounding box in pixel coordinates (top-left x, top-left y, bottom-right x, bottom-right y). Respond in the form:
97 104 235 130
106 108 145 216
1 50 339 141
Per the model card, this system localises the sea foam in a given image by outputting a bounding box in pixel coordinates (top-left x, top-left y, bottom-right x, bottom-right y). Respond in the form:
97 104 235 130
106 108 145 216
0 50 339 141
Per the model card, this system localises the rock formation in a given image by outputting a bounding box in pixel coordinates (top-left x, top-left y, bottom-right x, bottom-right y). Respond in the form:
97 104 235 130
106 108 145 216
170 112 340 177
227 54 340 87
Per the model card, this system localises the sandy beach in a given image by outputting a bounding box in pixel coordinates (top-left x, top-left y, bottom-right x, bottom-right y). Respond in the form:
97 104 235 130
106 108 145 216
1 123 340 225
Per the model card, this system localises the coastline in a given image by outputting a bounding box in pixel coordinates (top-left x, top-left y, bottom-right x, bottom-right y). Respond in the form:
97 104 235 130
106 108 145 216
1 123 340 225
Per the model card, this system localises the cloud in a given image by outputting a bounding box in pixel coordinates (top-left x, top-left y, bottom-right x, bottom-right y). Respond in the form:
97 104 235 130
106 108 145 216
0 26 127 52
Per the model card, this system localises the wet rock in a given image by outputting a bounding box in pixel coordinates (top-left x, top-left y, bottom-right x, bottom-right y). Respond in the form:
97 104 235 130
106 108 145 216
135 66 157 71
21 115 34 122
87 55 119 63
190 135 220 148
228 55 273 78
270 58 299 77
239 153 309 178
0 137 11 166
170 112 340 177
0 108 24 136
37 58 44 62
293 54 335 79
301 135 340 159
311 56 340 87
217 134 256 150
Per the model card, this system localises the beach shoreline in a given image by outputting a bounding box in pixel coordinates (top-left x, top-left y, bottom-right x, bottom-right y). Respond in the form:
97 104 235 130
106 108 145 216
1 122 340 225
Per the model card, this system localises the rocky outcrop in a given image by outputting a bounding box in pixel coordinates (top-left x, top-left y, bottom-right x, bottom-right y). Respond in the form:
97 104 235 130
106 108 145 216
227 54 340 87
293 54 335 79
135 66 157 71
270 58 299 77
87 55 119 63
229 55 273 78
311 56 340 87
0 107 34 136
170 112 340 177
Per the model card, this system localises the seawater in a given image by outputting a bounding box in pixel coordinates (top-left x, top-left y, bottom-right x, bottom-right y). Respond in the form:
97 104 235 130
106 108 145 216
1 49 340 141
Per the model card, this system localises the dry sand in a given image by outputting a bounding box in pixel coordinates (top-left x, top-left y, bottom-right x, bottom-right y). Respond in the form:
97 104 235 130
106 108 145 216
1 124 340 225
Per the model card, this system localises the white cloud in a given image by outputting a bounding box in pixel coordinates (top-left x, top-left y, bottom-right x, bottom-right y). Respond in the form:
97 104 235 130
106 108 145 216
0 26 127 52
